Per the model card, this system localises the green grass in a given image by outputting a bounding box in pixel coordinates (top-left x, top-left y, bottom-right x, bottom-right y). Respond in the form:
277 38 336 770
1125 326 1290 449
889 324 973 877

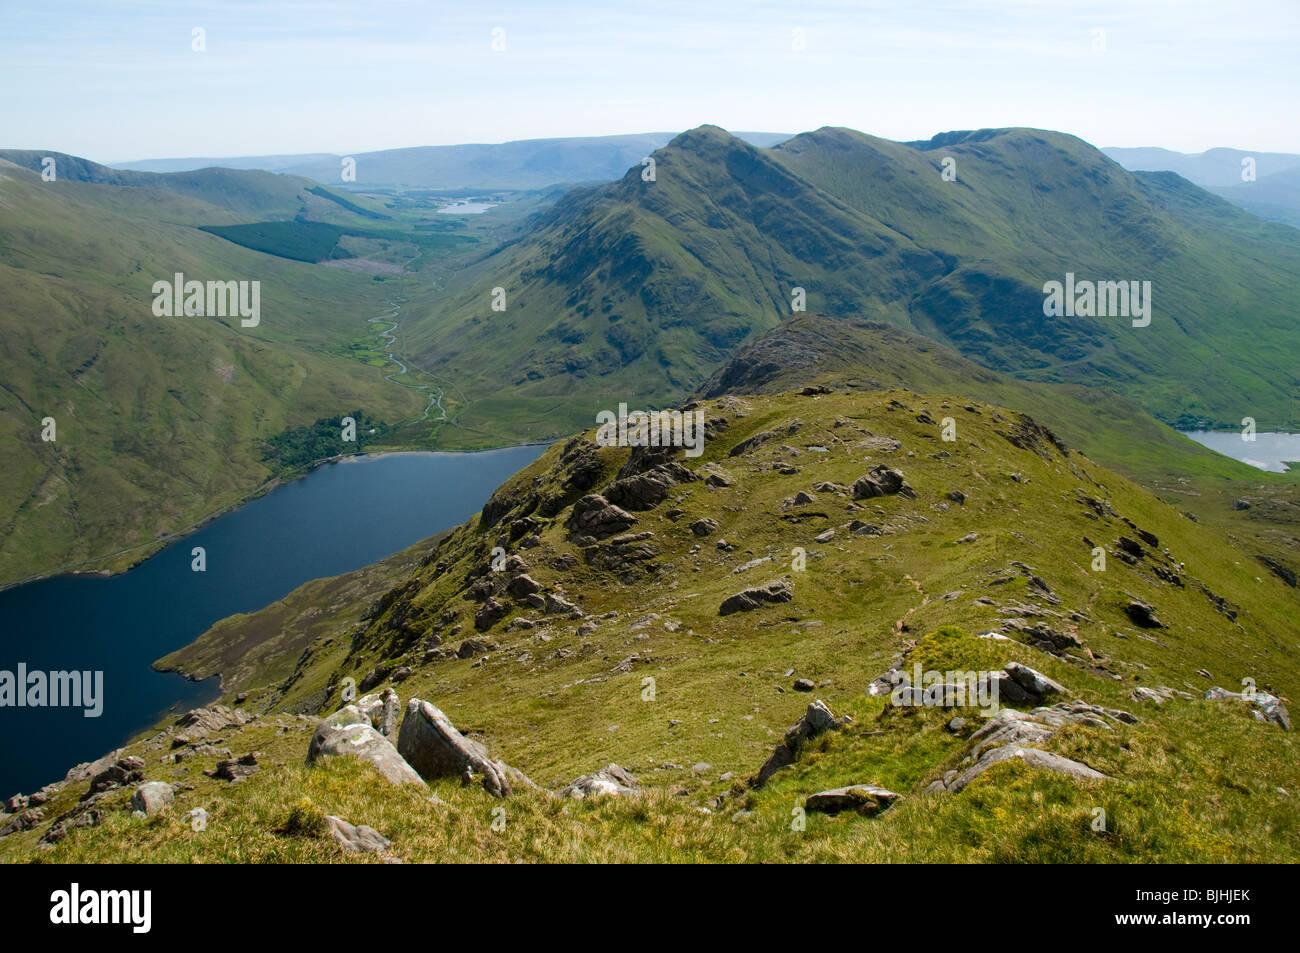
11 387 1294 864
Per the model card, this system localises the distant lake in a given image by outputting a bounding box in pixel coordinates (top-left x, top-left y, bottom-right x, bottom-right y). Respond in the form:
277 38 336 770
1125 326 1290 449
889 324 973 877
437 201 500 214
1183 430 1300 472
0 446 545 797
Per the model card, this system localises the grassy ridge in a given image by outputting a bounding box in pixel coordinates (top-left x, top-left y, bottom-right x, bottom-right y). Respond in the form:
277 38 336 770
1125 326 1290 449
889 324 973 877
10 387 1291 863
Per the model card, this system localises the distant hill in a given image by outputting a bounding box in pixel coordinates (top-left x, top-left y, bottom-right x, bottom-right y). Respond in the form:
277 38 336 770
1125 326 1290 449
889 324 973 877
403 125 1300 442
1104 145 1300 227
0 149 317 218
109 132 793 190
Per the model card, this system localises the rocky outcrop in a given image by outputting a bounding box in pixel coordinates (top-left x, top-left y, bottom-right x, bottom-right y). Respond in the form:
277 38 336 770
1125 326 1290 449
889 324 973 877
805 784 901 817
754 700 845 786
307 706 425 787
604 463 698 511
207 753 260 782
1204 686 1291 731
396 698 530 797
568 494 637 540
940 745 1108 794
926 700 1134 794
84 756 145 799
558 764 640 799
174 705 251 739
852 465 915 500
1125 599 1163 628
719 578 793 615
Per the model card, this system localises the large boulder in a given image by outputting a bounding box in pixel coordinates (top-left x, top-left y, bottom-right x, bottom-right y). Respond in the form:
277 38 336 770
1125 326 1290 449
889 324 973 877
397 698 527 797
719 579 793 615
1125 600 1163 628
306 706 425 787
83 756 145 799
129 781 175 816
174 705 251 738
852 465 916 500
558 764 640 799
1003 662 1067 699
805 784 901 817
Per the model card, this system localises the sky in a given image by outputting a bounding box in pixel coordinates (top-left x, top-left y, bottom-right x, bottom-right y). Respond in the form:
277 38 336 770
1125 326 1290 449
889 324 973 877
2 0 1297 162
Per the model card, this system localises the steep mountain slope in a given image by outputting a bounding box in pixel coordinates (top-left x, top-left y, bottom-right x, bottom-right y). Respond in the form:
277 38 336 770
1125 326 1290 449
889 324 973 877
6 387 1294 863
0 160 426 585
405 126 1300 440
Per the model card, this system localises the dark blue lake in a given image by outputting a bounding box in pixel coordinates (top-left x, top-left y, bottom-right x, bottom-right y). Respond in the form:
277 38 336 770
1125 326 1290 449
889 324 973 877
0 446 545 798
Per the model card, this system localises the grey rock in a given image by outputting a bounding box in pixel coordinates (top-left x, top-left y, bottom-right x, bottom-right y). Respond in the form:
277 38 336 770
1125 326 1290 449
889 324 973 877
690 517 720 536
357 688 401 738
129 781 175 816
559 763 640 799
457 637 498 659
947 745 1109 794
793 677 815 692
307 706 425 787
805 784 902 816
852 465 916 500
569 494 637 540
1003 662 1067 699
85 756 146 799
1204 686 1291 730
325 815 391 854
207 753 260 782
754 700 843 786
397 698 525 797
1125 600 1163 628
719 578 793 615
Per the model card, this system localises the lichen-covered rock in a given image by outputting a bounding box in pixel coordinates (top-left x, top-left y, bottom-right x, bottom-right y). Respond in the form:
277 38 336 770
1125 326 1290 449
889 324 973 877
307 706 425 787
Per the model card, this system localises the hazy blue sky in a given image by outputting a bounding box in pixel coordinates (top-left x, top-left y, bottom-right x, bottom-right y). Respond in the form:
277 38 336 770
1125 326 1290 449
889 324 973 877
3 0 1297 161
